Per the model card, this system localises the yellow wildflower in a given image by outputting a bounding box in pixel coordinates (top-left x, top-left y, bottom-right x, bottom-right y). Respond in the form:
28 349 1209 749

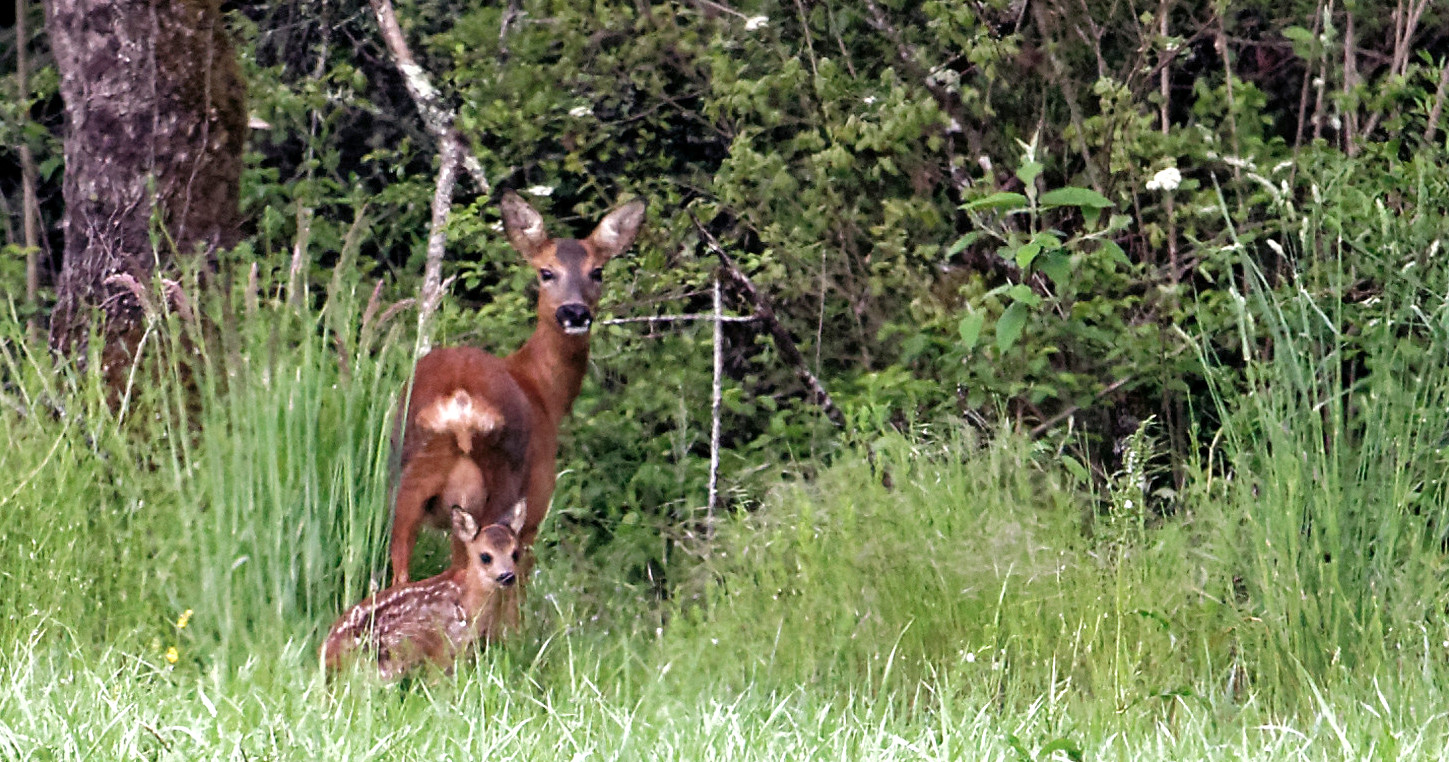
165 646 179 665
176 609 193 629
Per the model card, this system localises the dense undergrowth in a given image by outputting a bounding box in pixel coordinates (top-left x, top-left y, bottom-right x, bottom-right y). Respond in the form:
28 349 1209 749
4 234 1449 758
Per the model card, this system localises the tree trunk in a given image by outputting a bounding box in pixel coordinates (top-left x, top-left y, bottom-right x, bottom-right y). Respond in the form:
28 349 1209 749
43 0 246 356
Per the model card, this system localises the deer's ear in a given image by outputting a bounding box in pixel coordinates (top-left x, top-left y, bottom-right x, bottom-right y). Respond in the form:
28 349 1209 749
503 499 527 535
586 198 646 262
500 191 550 263
451 507 480 542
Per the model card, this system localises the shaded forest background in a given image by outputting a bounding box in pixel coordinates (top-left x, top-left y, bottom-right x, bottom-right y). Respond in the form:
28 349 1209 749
4 0 1449 567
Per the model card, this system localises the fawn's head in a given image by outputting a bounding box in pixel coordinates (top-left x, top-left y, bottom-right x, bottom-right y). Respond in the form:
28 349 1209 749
450 502 526 589
499 191 647 337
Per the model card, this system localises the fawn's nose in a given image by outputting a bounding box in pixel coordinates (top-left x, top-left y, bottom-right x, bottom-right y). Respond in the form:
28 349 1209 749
497 571 517 587
555 304 592 335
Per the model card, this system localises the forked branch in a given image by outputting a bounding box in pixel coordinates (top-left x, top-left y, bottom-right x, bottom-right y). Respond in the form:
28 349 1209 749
690 212 845 427
369 0 491 193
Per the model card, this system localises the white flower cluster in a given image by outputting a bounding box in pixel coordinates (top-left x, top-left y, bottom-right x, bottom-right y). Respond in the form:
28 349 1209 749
1145 166 1182 192
744 15 769 30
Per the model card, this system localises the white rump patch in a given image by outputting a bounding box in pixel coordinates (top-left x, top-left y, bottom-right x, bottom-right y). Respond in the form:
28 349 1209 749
418 390 502 453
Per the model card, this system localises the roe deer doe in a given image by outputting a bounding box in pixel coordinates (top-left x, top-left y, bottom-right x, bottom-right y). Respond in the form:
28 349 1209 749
321 502 524 679
388 191 646 592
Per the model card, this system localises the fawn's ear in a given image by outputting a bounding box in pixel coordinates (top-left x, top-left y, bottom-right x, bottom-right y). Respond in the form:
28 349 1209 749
451 507 480 542
585 198 646 262
500 191 551 264
502 499 527 535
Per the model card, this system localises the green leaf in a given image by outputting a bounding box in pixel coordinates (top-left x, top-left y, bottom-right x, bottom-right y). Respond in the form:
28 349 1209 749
1037 251 1072 286
1014 241 1042 270
957 312 985 350
1016 161 1044 187
1283 25 1314 44
947 231 983 256
960 192 1029 213
1040 187 1114 209
995 301 1029 352
1006 283 1042 307
1099 239 1131 267
39 156 63 182
1061 454 1090 482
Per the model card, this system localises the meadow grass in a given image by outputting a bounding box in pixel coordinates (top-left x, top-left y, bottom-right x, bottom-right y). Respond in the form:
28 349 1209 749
3 264 1449 760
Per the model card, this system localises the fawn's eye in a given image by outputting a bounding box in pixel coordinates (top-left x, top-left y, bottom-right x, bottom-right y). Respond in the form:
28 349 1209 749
589 268 604 282
539 269 556 282
479 553 493 565
511 550 520 562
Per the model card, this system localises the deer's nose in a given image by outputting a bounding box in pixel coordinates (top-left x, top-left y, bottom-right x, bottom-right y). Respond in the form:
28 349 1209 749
497 571 517 587
555 304 592 335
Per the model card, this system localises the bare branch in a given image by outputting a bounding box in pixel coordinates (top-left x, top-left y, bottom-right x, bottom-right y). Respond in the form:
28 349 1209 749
599 313 756 326
416 132 462 354
1425 58 1449 146
706 274 724 528
369 0 491 193
17 0 41 312
288 204 313 306
691 212 845 428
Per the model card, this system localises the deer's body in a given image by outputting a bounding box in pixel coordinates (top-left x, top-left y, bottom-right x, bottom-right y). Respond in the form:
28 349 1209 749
390 348 533 575
322 506 523 679
388 192 646 589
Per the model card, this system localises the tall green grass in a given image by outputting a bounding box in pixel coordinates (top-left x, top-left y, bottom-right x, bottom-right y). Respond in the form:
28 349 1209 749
4 249 1449 757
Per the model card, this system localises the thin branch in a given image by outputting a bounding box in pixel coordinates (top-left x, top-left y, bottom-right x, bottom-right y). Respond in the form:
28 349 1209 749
1030 376 1134 438
416 132 462 354
691 212 845 428
288 203 313 307
1026 0 1104 191
369 0 491 193
17 0 41 312
1424 57 1449 146
599 313 756 326
706 274 724 529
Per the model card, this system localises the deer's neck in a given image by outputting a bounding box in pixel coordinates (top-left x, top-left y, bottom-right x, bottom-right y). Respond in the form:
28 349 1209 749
506 321 590 425
442 567 492 619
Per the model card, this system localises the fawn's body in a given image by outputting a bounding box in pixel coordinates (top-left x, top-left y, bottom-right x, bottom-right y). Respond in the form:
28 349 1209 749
321 504 523 679
388 191 647 590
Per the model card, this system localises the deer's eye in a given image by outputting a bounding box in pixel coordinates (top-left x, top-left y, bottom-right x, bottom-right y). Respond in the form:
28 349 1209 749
589 268 604 282
479 553 493 565
511 550 520 562
539 269 556 282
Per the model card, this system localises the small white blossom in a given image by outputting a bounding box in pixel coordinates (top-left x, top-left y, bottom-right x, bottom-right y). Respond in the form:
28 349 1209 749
568 105 593 118
1145 166 1182 192
526 185 555 197
965 652 976 663
862 96 877 105
745 15 769 30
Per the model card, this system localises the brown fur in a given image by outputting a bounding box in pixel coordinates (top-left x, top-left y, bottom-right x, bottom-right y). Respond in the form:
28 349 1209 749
321 505 524 679
388 192 646 593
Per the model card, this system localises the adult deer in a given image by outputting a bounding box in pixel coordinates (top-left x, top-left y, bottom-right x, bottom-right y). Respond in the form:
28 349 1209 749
388 190 646 588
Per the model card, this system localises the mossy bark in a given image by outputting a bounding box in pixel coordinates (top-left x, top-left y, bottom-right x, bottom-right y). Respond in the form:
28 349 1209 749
43 0 245 357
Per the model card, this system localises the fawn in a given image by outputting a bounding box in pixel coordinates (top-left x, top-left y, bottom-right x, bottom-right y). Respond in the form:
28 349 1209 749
320 501 524 679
